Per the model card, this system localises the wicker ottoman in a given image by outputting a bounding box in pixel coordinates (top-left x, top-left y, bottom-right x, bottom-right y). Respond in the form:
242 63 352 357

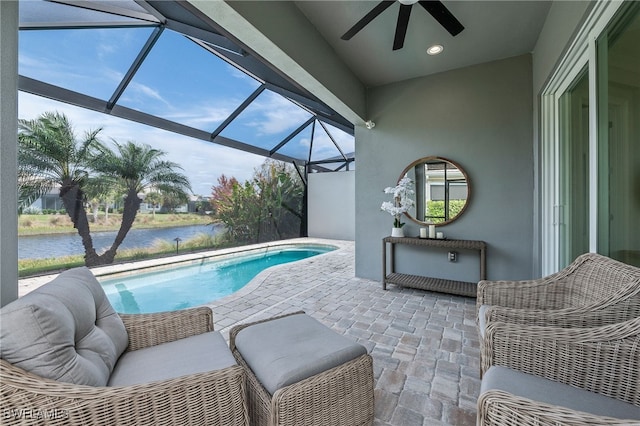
229 312 374 426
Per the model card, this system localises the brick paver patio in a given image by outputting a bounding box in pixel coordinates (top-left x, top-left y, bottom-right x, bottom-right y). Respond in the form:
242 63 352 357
19 238 481 426
207 239 481 426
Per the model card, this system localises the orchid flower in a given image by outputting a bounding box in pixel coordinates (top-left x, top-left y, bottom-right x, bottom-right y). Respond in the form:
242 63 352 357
381 175 414 228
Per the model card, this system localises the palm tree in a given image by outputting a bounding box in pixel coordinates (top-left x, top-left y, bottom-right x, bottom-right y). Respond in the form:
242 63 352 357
18 111 104 264
89 140 192 264
144 191 163 218
19 112 192 266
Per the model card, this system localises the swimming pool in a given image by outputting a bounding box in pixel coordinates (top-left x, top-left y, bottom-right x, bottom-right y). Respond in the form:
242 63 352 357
101 245 335 314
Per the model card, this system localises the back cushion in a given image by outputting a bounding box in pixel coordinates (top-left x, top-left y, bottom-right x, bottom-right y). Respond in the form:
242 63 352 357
0 267 128 386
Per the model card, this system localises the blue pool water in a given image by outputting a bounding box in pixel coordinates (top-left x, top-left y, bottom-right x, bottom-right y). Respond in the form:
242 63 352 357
101 246 334 314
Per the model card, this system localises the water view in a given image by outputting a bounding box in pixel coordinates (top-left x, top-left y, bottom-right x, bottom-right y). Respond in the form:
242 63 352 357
18 224 222 260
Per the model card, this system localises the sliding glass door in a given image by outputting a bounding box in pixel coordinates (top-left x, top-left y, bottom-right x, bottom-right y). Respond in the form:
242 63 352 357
558 69 590 268
542 2 639 272
597 9 640 266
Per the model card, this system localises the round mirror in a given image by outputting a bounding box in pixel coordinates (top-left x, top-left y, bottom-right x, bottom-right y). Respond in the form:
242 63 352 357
399 156 470 226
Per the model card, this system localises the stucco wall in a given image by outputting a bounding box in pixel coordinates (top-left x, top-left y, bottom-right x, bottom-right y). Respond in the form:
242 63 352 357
532 1 593 94
308 171 355 241
356 54 534 283
0 0 19 306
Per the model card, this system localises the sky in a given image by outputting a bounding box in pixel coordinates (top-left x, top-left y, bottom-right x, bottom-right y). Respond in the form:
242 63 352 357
18 21 354 196
19 92 264 196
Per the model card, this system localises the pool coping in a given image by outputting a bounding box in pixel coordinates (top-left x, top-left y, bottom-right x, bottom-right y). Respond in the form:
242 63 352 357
18 237 352 298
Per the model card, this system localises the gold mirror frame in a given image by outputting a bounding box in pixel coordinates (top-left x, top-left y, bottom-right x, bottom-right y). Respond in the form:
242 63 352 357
399 156 471 226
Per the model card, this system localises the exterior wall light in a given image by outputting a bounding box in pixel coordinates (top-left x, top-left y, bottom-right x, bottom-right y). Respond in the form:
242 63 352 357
365 120 375 130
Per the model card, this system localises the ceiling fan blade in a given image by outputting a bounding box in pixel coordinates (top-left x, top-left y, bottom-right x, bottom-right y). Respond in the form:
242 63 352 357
418 0 464 36
393 4 413 51
341 0 395 40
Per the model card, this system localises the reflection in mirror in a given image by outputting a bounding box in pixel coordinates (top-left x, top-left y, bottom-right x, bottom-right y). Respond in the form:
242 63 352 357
401 157 470 226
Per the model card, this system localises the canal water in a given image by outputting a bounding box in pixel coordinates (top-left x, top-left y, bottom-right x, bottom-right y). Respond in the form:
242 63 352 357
18 224 222 260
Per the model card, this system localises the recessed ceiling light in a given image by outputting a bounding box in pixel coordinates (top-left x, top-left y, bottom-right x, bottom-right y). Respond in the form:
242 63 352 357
398 0 418 5
427 44 444 55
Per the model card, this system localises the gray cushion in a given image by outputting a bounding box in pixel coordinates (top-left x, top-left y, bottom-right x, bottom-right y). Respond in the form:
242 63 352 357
108 331 236 386
0 267 128 386
234 313 367 395
481 366 640 420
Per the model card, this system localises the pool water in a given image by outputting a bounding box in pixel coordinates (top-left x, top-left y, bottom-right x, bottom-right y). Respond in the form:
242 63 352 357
101 246 333 314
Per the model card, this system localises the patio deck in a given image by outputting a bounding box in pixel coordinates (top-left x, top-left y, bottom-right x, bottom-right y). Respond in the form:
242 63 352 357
207 239 481 426
18 238 481 426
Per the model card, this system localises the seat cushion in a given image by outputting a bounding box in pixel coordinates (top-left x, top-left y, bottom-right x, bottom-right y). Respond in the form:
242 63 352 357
0 267 128 386
481 366 640 420
108 331 236 386
234 313 367 395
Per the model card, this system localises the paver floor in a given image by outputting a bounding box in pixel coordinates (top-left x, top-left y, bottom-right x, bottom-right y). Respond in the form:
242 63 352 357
18 238 481 426
206 239 481 426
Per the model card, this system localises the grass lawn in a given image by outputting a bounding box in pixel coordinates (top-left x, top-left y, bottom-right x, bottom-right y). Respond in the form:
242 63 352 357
18 213 229 277
18 233 237 277
18 212 212 236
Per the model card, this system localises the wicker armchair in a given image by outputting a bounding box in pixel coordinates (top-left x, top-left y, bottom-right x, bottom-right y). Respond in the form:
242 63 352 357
1 307 248 426
477 253 640 331
478 317 640 425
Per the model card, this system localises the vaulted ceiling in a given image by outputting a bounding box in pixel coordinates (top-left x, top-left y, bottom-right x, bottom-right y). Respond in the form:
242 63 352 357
294 1 552 87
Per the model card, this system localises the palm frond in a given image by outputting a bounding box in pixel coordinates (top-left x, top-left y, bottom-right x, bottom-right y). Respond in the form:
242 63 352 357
17 111 110 215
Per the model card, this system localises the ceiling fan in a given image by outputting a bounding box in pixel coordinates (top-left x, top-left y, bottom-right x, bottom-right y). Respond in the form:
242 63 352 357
341 0 464 51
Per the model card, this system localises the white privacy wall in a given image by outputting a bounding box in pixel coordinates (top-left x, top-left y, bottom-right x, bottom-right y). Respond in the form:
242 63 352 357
308 171 355 241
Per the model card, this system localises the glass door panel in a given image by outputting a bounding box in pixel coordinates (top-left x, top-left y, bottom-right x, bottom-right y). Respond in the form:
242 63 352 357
597 6 640 266
558 69 590 268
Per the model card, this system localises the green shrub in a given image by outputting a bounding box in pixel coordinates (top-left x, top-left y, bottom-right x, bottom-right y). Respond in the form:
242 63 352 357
21 207 41 215
425 199 467 223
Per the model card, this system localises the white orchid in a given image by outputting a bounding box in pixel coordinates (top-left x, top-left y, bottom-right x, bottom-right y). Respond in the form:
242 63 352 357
381 175 414 228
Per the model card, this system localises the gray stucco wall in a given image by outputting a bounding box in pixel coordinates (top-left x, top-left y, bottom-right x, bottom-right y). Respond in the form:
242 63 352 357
355 54 534 283
532 1 592 94
308 171 355 241
0 0 19 306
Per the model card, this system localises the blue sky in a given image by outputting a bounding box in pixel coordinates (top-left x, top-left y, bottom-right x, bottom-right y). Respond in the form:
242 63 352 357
18 25 354 196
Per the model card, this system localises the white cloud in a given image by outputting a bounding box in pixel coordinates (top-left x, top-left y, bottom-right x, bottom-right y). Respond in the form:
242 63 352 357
104 68 125 85
245 92 312 136
128 81 169 105
18 53 44 70
97 41 117 59
161 103 235 129
20 52 92 88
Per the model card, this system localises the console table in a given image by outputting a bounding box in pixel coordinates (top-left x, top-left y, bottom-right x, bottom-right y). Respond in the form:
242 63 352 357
382 236 487 297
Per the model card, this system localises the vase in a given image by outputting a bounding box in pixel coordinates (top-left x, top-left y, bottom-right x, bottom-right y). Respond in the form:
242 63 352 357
391 227 404 238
